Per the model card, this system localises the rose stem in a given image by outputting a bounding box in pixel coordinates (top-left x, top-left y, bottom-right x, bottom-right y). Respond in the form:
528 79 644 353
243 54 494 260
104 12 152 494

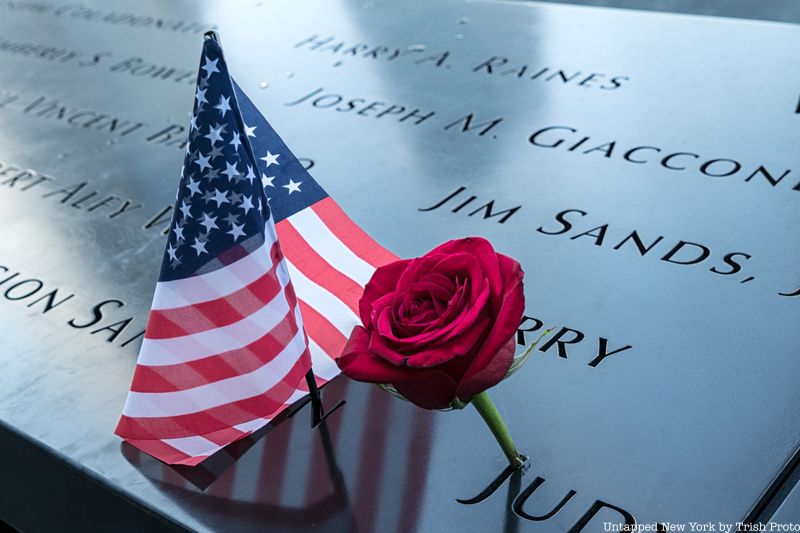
470 391 525 469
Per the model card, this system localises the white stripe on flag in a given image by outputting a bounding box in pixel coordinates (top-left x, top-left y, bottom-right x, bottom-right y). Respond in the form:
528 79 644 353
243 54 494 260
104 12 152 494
289 300 340 380
150 238 275 310
308 337 341 381
233 418 271 434
154 391 308 460
288 209 375 287
122 327 306 418
231 388 306 432
285 259 359 337
162 435 220 457
138 262 292 366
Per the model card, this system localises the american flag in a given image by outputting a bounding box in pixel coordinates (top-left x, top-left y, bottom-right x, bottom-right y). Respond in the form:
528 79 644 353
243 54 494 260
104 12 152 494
115 34 396 465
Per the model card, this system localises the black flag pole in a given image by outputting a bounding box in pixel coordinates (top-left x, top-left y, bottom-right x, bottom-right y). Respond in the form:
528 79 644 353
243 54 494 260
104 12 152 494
305 370 345 428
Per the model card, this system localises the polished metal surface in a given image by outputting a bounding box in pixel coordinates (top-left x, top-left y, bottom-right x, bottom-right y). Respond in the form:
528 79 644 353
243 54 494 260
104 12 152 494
773 482 800 523
0 0 798 530
533 0 800 24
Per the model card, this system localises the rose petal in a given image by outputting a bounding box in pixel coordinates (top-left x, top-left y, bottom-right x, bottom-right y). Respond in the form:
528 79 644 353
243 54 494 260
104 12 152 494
378 284 483 348
395 254 444 293
368 329 409 365
359 259 412 327
336 326 420 383
457 335 517 401
416 281 469 334
418 272 456 296
375 305 399 340
406 307 437 327
376 281 467 345
399 281 491 347
430 252 486 304
427 237 502 303
405 313 491 368
456 254 524 399
393 371 459 409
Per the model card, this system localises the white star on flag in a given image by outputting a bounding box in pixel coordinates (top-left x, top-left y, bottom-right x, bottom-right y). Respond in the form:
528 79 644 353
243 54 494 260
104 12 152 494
239 195 254 213
210 189 230 207
190 237 208 256
283 178 302 194
229 131 242 150
194 152 212 171
166 243 178 261
222 161 239 180
200 56 219 77
261 151 280 167
199 212 218 232
215 95 231 117
186 178 201 196
205 125 224 144
195 87 208 105
244 165 256 183
179 200 192 218
227 222 246 241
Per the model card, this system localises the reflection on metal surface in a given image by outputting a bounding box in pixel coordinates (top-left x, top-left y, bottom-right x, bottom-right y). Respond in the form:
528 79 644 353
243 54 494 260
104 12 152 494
121 395 314 491
124 417 355 531
121 378 436 532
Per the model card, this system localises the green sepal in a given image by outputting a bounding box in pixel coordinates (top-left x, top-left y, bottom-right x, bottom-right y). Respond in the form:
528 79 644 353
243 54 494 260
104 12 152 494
503 328 554 381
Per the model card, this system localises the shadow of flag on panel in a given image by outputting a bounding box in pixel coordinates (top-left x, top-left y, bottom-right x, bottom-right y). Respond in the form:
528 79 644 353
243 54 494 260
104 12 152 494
122 377 437 533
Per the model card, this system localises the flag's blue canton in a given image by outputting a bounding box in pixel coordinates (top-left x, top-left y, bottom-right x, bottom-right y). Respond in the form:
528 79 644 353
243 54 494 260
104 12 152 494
233 81 327 223
160 37 325 282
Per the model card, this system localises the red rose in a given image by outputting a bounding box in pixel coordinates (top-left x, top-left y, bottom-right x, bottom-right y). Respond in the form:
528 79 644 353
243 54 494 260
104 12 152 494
336 237 525 409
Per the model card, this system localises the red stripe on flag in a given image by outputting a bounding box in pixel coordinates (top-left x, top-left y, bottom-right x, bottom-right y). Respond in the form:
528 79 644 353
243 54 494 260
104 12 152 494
201 426 249 447
116 353 309 440
297 298 348 360
311 197 398 268
277 219 363 315
130 305 299 393
145 242 282 339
